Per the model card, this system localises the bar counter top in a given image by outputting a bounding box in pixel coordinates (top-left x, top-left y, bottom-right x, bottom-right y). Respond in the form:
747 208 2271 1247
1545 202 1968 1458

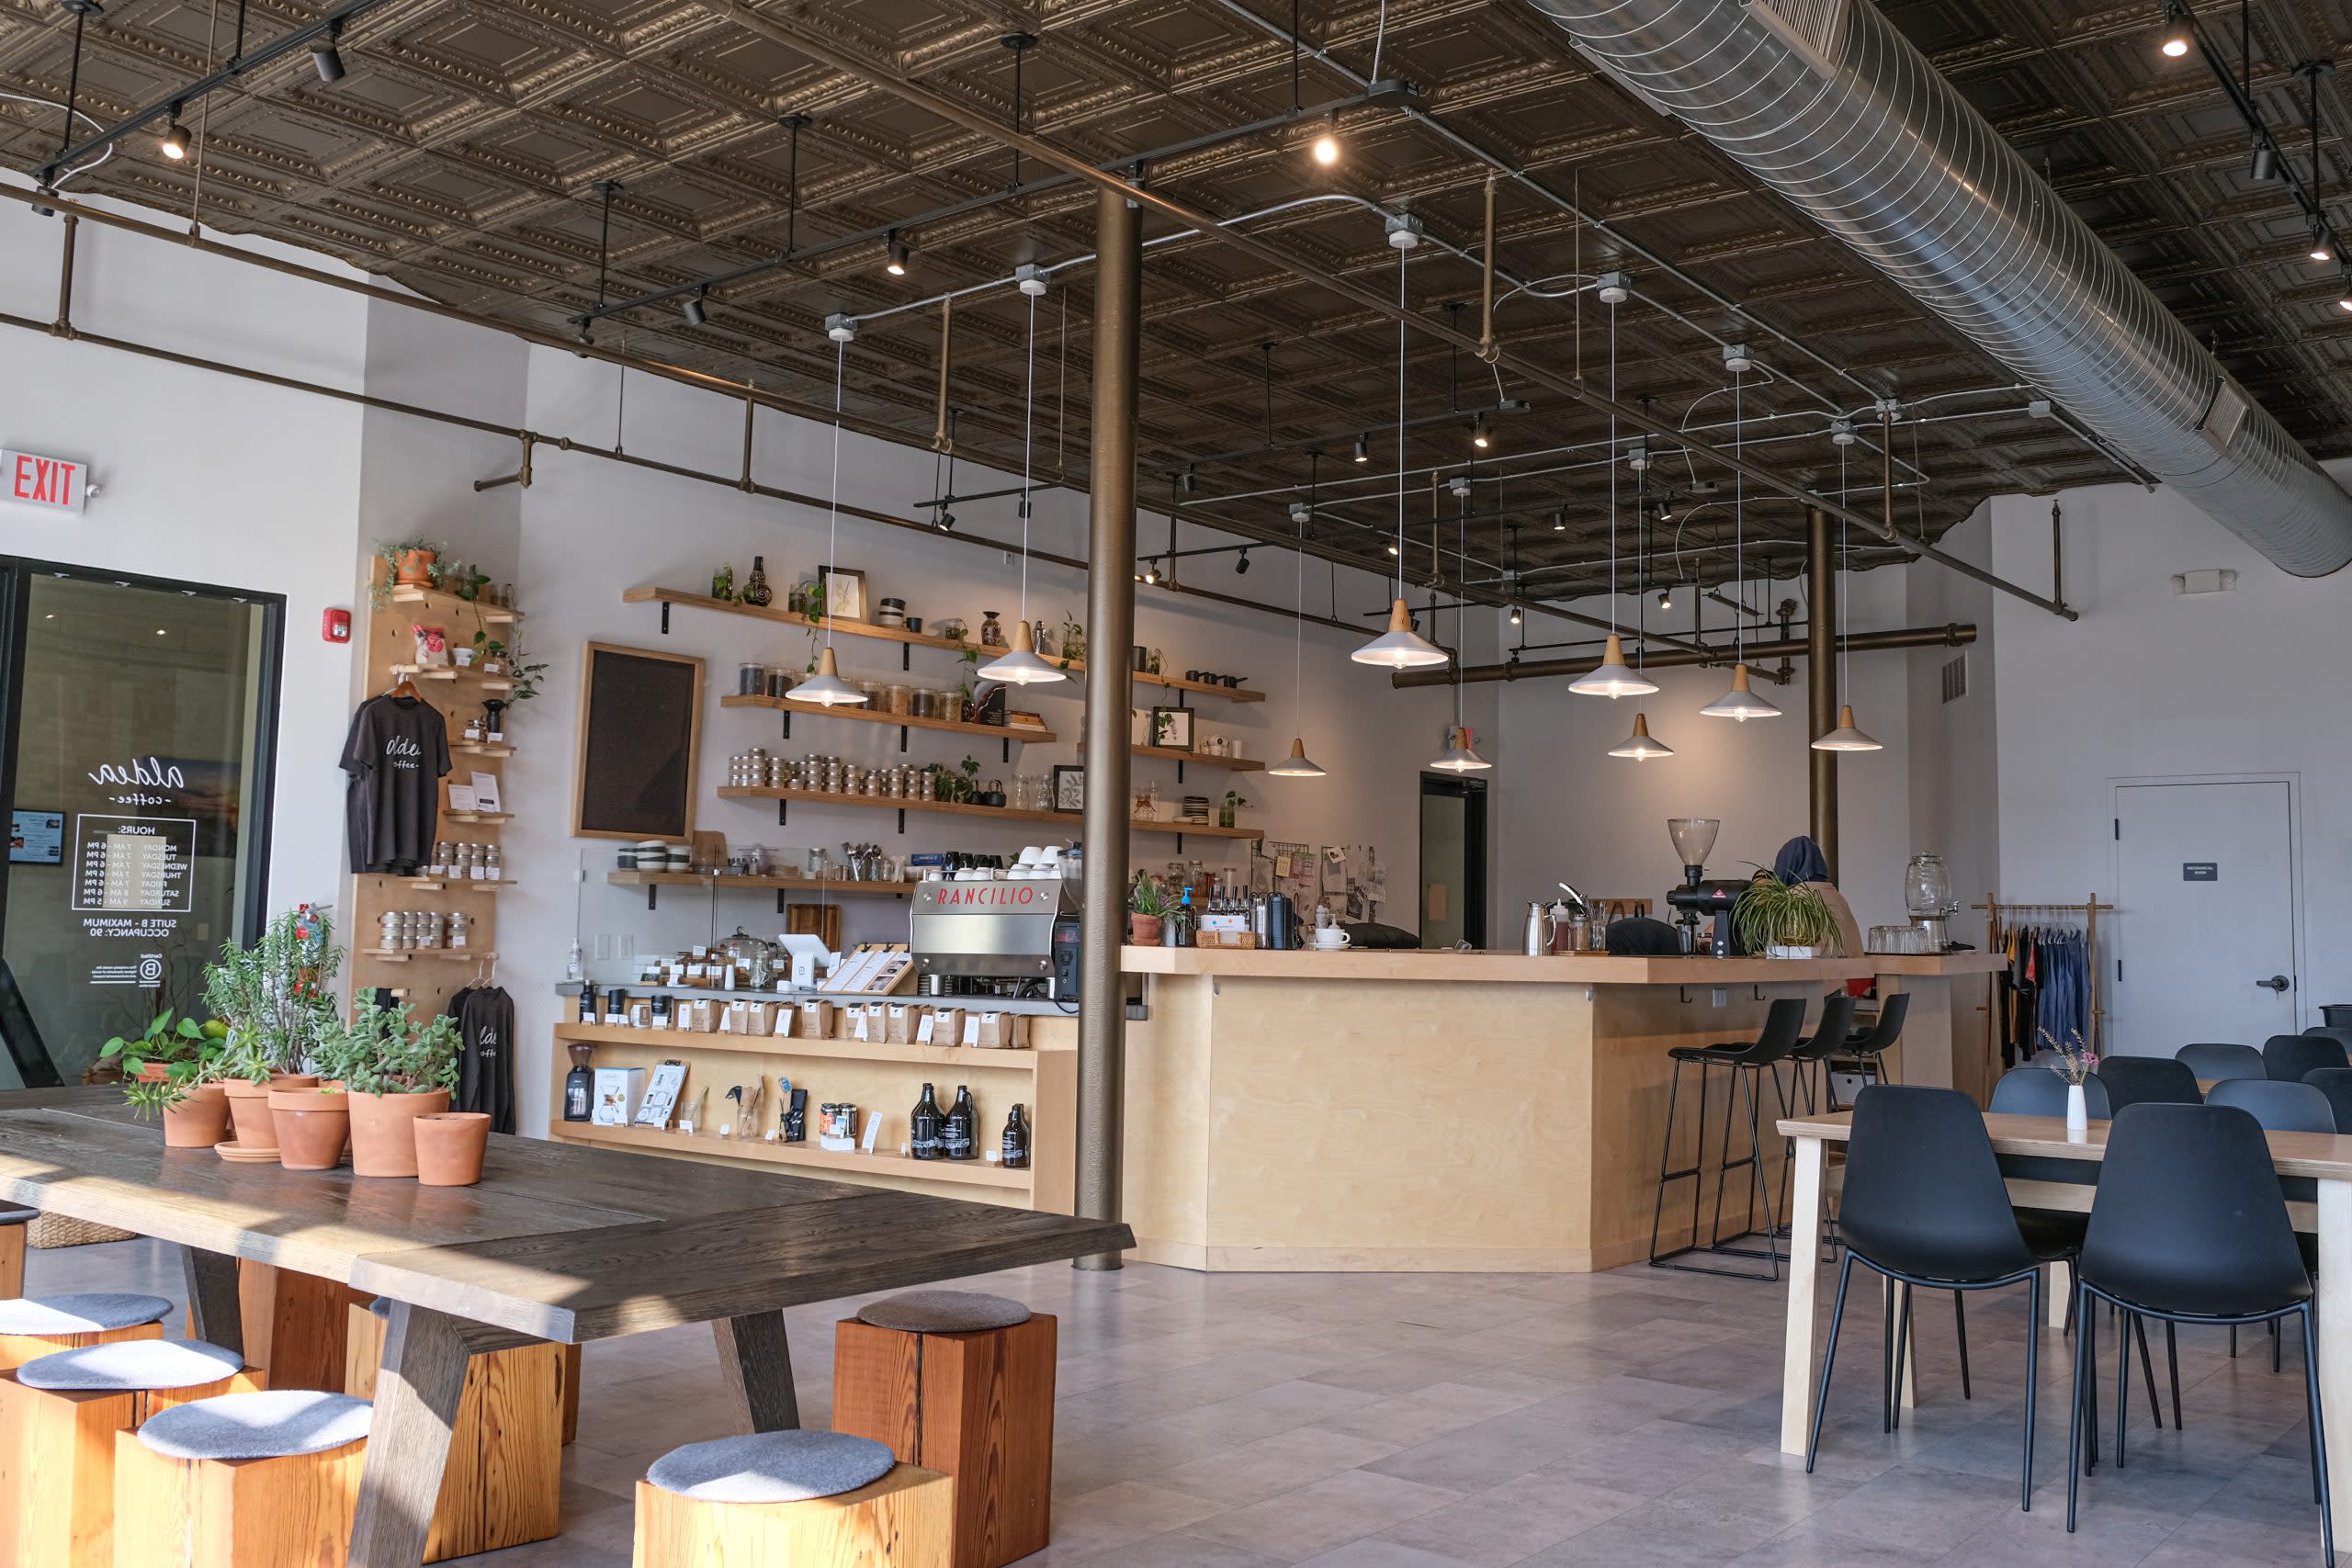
1119 945 2005 985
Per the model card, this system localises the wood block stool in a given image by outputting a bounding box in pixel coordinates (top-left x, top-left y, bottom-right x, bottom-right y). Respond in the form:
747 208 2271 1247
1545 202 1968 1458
0 1293 169 1373
831 1292 1056 1568
632 1429 949 1568
111 1390 370 1568
0 1207 35 1302
343 1298 564 1561
0 1339 252 1568
235 1261 371 1392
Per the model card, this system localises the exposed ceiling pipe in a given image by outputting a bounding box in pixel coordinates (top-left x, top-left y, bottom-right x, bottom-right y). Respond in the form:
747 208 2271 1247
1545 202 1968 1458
1391 622 1976 688
1521 0 2352 577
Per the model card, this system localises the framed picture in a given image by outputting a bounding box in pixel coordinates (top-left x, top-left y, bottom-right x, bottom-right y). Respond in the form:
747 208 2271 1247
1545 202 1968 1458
1149 705 1194 751
1051 763 1086 813
819 565 866 622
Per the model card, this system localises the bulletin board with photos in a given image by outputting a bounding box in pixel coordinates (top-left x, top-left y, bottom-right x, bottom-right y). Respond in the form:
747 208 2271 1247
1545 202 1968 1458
1253 840 1386 923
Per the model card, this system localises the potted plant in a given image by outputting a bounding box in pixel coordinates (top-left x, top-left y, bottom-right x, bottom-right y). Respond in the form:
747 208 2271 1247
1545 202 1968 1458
204 907 339 1153
1059 615 1086 668
371 537 447 606
313 997 461 1179
414 1111 492 1187
1128 874 1170 946
472 632 507 675
1732 870 1844 959
1219 790 1250 829
101 1011 234 1147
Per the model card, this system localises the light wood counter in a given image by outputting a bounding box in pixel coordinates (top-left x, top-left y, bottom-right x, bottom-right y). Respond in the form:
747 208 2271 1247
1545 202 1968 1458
1116 946 1999 1274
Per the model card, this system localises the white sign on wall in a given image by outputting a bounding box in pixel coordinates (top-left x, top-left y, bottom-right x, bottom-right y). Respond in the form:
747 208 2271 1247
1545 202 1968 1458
1 448 88 514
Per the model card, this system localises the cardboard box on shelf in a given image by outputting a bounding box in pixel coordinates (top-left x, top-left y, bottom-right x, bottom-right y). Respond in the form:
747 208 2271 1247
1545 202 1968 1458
590 1066 646 1126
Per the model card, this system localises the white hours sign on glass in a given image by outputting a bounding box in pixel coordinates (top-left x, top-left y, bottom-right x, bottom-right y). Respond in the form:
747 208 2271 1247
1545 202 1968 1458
1 448 88 515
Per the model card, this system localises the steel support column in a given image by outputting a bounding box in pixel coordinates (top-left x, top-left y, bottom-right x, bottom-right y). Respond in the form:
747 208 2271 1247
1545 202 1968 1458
1806 506 1838 881
1076 186 1140 1269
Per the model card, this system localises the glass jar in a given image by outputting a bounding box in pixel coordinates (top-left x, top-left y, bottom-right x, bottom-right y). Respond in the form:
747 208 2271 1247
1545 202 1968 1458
980 611 1005 648
739 662 766 696
886 683 911 716
1904 852 1954 919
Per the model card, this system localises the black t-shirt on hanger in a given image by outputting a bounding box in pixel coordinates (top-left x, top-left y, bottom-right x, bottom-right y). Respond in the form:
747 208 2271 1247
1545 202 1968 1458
340 694 451 874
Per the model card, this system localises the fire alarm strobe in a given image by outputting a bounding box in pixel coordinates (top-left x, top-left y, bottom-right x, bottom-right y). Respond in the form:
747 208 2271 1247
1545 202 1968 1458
322 607 352 643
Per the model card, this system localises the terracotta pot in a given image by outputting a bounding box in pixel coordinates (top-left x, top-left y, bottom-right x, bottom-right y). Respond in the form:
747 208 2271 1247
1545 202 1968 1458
161 1084 232 1149
269 1073 320 1088
222 1080 278 1152
346 1089 451 1179
269 1086 350 1171
394 547 438 586
1128 914 1163 946
135 1062 169 1082
413 1112 490 1187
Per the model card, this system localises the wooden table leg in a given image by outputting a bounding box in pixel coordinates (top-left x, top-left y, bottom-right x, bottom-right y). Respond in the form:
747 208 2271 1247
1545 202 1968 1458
714 1311 800 1434
0 1222 24 1300
2041 1261 2069 1329
345 1303 481 1568
2316 1179 2352 1541
1779 1134 1825 1454
179 1247 242 1357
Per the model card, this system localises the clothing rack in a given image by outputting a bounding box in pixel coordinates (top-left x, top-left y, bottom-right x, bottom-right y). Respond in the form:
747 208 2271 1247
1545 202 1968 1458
1973 897 2114 1066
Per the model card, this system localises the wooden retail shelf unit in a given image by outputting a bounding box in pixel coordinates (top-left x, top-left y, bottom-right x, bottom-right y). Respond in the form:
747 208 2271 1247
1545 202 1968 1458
548 1021 1075 1211
723 694 1260 773
606 869 910 911
626 586 1264 702
715 785 1264 842
347 563 519 1020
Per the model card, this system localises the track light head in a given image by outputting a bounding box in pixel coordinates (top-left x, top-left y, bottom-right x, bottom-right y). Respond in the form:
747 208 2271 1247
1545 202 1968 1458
2160 16 2190 56
1351 434 1371 464
681 289 707 327
311 20 347 83
1235 550 1250 575
1551 507 1566 532
1657 586 1674 610
1469 412 1491 450
1311 114 1340 165
1142 562 1159 585
1508 604 1521 625
885 233 910 276
2312 227 2335 265
1180 463 1197 493
1385 543 1400 557
2251 138 2278 183
159 112 190 161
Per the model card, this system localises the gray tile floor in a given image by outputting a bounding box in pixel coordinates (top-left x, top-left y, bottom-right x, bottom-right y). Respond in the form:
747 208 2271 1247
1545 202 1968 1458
31 1238 2334 1566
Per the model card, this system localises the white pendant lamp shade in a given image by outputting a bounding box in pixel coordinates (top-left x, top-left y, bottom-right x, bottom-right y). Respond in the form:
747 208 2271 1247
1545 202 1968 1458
1351 597 1450 670
787 645 866 706
1699 662 1781 721
978 618 1065 685
1810 703 1883 752
1608 712 1674 760
1268 737 1328 778
1428 726 1492 773
1566 633 1659 698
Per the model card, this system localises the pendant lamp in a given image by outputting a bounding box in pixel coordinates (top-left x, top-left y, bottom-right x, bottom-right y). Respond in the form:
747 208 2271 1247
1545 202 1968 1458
788 331 869 707
1569 290 1657 699
979 279 1065 686
1608 713 1674 760
1428 481 1489 772
1429 725 1492 773
1353 244 1448 671
1702 360 1779 720
1811 422 1883 751
1269 493 1329 777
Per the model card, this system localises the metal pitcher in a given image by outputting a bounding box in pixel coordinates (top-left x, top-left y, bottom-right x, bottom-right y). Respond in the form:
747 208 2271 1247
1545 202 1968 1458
1524 901 1557 956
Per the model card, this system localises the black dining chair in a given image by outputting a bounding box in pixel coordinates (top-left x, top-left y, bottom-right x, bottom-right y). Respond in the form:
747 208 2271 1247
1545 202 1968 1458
2096 1055 2203 1111
2208 1077 2336 1134
1828 992 1910 1097
2304 1067 2352 1134
2305 1026 2352 1061
1806 1086 2062 1511
2176 1042 2267 1082
2267 1033 2350 1084
1649 997 1807 1279
2067 1103 2329 1566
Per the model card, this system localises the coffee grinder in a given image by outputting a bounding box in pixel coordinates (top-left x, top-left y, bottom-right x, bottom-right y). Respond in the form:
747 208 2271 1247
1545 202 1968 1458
1663 818 1747 956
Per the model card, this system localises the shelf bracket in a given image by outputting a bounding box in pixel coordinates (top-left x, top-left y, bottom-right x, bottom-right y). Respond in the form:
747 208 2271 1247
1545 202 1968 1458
647 885 659 911
1175 833 1185 852
899 726 910 753
778 799 788 827
779 712 791 742
896 808 907 835
1176 760 1185 784
1001 738 1012 763
901 644 911 672
660 602 671 636
777 889 789 915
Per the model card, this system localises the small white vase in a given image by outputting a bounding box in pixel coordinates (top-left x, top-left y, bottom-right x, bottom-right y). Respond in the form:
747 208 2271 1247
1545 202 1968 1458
2065 1081 2088 1135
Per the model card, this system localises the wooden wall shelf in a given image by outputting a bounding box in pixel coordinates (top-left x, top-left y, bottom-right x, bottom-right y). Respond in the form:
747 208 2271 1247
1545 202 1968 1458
1133 746 1264 771
607 870 908 896
452 742 514 758
390 665 516 692
552 1119 1033 1190
720 694 1056 745
716 785 1263 840
443 810 513 826
361 949 498 964
389 586 522 624
555 1022 1045 1072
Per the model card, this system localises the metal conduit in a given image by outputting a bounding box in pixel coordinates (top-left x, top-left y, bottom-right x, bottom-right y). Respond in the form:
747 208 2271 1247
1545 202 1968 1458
1391 622 1977 687
1521 0 2352 577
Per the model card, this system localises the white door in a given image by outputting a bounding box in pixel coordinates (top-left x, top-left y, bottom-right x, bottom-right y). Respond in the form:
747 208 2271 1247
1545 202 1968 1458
2112 780 2299 1055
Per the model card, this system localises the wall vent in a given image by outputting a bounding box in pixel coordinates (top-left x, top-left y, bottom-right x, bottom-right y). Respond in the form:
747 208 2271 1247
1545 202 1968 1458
1940 652 1969 705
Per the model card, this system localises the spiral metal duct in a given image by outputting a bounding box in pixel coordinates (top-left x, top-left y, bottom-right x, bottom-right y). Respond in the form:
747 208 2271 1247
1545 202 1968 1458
1525 0 2352 576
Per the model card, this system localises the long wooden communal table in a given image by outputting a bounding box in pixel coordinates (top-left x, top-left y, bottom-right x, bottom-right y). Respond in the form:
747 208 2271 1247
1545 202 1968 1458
0 1089 1132 1568
1778 1109 2352 1534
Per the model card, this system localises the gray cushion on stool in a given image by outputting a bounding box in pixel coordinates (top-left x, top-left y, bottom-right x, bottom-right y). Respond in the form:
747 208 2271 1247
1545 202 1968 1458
0 1292 172 1335
136 1391 371 1461
19 1338 243 1392
645 1430 895 1505
855 1289 1031 1334
0 1207 35 1225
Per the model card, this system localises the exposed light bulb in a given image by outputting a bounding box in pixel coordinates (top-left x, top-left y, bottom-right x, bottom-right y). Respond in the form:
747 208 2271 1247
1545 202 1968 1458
1385 543 1399 557
1311 126 1340 164
1508 604 1521 625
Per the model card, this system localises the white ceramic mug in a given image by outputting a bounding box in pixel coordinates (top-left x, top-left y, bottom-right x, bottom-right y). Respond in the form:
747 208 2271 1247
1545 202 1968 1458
1313 928 1351 950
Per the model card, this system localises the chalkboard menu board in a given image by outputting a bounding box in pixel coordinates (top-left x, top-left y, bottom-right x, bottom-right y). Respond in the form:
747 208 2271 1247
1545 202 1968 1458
572 642 703 841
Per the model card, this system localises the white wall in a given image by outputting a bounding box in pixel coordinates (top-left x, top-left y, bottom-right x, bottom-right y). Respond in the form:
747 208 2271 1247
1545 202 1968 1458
0 185 368 919
1905 506 2000 925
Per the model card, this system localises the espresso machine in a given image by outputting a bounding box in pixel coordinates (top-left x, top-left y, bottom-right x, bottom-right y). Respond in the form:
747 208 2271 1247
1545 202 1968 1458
910 876 1082 999
1662 817 1748 957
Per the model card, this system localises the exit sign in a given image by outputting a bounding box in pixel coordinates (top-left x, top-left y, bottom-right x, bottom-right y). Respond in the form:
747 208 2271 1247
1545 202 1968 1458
1 449 87 514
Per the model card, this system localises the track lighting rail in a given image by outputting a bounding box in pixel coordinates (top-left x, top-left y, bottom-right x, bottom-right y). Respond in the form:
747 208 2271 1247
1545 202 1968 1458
34 0 394 188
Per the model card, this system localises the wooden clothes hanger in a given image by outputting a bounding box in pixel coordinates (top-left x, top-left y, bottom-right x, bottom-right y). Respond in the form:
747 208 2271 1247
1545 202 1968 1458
386 674 422 699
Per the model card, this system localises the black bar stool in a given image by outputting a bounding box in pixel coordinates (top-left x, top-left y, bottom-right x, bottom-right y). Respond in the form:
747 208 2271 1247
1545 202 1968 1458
1649 997 1807 1280
1825 992 1909 1104
1787 993 1860 1117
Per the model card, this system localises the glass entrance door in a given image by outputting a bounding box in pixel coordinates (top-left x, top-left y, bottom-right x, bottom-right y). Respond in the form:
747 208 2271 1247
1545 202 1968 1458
0 563 281 1087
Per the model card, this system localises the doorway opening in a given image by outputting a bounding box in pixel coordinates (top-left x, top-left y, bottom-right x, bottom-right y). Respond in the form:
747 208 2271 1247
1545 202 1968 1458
1419 775 1488 949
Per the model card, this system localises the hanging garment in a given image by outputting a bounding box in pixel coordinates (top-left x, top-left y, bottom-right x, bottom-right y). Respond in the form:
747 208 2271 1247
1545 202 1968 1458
453 986 515 1134
340 694 451 874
